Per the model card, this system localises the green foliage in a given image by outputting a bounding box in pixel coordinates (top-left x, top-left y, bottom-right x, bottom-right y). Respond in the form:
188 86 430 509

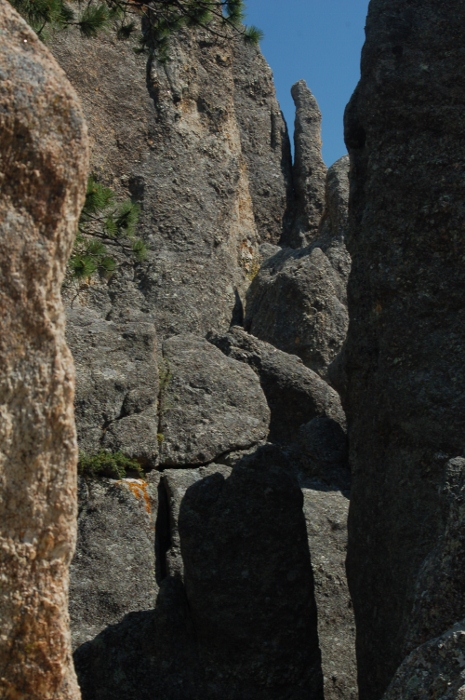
78 450 145 479
9 0 262 58
70 175 145 281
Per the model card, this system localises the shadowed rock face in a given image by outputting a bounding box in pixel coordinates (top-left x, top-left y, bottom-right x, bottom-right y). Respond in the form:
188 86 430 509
0 1 88 697
343 2 465 698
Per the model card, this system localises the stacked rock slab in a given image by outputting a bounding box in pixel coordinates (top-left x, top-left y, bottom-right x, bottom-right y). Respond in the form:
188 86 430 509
245 156 350 379
343 2 465 698
0 2 88 697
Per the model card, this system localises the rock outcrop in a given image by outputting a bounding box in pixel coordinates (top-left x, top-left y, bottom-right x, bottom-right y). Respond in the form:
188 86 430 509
0 2 88 697
73 448 324 700
382 621 465 700
158 334 270 466
284 80 327 248
69 475 159 650
245 157 350 378
209 325 345 442
343 1 465 698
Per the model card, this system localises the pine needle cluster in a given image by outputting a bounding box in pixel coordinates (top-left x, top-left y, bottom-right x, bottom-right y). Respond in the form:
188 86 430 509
9 0 263 57
70 175 146 280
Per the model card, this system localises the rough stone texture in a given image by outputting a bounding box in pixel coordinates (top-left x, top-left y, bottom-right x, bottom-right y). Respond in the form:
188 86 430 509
245 156 350 379
67 308 159 466
298 417 350 489
209 326 345 443
161 465 232 579
70 475 159 650
232 40 294 244
302 487 356 700
405 458 465 654
382 621 465 700
0 2 88 697
343 2 465 698
158 334 270 466
51 26 292 343
73 448 324 700
283 80 327 248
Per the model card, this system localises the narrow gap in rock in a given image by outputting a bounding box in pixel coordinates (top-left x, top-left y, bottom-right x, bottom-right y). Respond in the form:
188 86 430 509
155 477 172 584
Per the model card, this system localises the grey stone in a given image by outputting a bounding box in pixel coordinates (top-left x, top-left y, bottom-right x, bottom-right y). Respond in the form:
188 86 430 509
382 621 465 700
70 475 159 650
302 488 357 700
405 458 465 654
209 326 345 443
283 80 327 248
298 417 349 487
158 334 270 466
0 3 88 696
67 307 159 467
245 157 350 379
343 2 465 698
73 448 324 700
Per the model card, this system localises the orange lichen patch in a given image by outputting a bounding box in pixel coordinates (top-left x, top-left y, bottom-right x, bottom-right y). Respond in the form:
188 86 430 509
118 479 152 514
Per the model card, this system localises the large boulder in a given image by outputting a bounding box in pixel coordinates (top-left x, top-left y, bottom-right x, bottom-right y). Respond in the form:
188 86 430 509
382 621 465 700
209 326 345 443
70 475 159 650
245 157 350 379
158 334 270 466
0 2 88 697
343 1 465 698
67 308 159 466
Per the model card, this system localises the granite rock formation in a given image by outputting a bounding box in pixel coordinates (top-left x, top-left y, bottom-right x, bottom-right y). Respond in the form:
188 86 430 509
209 325 345 443
73 448 324 700
343 1 465 698
382 620 465 700
68 308 159 466
284 80 327 248
0 2 88 696
245 157 350 378
69 475 159 650
158 334 270 466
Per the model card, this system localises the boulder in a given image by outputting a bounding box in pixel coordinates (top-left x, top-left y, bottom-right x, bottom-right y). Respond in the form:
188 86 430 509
70 475 159 650
158 334 270 466
245 157 350 379
298 417 349 488
343 1 465 698
382 621 465 700
209 326 345 443
0 1 88 696
67 308 159 466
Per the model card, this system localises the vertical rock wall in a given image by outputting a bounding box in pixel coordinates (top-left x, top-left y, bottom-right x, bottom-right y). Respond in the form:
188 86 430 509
0 2 88 697
343 1 465 698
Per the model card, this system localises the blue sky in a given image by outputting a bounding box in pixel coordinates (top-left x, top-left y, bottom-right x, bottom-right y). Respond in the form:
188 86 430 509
244 0 370 166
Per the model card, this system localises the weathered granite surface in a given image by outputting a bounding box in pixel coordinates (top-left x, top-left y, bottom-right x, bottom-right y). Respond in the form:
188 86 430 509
70 476 159 650
245 157 350 379
382 621 465 700
343 1 465 698
73 448 324 700
209 326 345 443
302 487 356 700
67 308 159 466
285 80 327 248
158 334 270 466
0 2 88 696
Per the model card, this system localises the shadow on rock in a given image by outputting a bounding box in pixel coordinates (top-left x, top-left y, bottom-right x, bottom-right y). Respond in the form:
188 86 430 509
74 445 323 700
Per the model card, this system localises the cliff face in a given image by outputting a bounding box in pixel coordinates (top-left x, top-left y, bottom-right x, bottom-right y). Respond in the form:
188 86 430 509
343 1 465 698
0 2 88 697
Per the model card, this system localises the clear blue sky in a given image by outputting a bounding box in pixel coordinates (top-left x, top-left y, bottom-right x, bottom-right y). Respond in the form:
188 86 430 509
244 0 370 166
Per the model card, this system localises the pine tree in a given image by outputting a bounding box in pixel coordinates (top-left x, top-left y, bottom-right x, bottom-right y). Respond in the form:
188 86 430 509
10 0 263 57
69 175 146 280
